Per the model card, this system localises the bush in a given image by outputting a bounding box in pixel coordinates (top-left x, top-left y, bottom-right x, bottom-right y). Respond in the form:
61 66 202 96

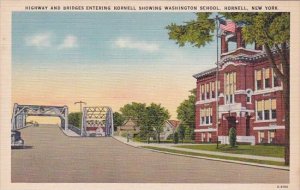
167 134 174 140
174 132 179 144
229 127 237 147
68 112 82 128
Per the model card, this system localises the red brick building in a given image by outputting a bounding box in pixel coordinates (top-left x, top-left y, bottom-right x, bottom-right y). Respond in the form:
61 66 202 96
193 27 288 145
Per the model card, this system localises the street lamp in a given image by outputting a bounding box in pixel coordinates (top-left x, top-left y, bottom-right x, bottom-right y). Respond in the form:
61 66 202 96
74 101 87 112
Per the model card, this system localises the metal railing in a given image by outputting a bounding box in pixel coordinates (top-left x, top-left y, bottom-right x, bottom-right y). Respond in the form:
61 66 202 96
68 124 81 135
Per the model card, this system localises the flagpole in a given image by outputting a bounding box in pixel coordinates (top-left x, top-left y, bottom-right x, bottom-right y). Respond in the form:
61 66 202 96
216 15 220 149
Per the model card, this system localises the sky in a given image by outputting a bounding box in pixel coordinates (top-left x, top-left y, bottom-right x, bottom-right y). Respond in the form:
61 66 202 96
12 12 219 122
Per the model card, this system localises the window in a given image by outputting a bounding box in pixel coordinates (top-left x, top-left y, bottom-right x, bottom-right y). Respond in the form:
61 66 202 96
264 68 270 88
208 132 212 142
217 80 221 97
201 84 205 100
264 99 270 120
200 107 212 125
256 101 263 120
271 99 277 119
268 130 276 143
206 83 210 99
246 89 252 103
224 72 236 104
255 70 262 90
256 99 277 121
211 82 215 99
258 131 265 143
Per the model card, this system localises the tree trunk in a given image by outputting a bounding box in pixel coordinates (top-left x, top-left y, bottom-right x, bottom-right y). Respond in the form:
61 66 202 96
283 77 290 165
264 43 289 165
157 132 160 144
147 134 150 144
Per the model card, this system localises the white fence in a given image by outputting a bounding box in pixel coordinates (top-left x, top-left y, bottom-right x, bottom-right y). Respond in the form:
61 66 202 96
218 136 255 145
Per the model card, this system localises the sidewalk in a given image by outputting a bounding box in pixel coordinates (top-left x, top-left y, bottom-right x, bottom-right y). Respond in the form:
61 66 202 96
113 136 284 162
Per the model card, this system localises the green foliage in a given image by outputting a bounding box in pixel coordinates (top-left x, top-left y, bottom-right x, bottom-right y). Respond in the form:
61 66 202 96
184 126 193 141
178 124 185 142
120 102 146 127
167 133 174 140
166 13 215 48
176 89 196 129
167 12 290 165
222 13 289 46
229 127 237 147
120 102 170 143
173 132 179 144
142 103 170 143
68 112 82 128
113 112 125 129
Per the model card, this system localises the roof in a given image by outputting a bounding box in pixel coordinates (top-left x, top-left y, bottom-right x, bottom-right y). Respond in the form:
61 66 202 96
193 67 216 79
193 46 289 80
166 120 180 129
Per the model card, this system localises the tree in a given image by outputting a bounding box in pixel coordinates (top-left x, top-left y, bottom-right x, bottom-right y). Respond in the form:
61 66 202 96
177 89 196 129
167 13 290 165
143 103 170 143
68 112 82 128
229 127 237 147
173 132 179 144
120 102 146 128
178 124 185 143
113 112 125 131
185 126 193 141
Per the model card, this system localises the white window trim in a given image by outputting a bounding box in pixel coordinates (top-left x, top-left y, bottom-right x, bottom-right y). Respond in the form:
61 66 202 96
224 72 236 105
200 107 213 125
253 86 283 95
263 68 271 89
255 99 277 122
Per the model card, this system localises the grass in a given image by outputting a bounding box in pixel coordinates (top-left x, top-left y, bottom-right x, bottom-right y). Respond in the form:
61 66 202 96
142 146 286 167
174 144 284 158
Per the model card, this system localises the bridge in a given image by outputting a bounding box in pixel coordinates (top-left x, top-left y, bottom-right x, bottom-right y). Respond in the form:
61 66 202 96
11 103 114 139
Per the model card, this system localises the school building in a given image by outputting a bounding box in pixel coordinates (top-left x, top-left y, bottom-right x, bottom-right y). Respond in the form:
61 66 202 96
193 26 288 145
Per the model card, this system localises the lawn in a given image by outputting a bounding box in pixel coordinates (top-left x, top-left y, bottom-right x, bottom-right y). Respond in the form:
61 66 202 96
174 144 284 158
142 146 285 166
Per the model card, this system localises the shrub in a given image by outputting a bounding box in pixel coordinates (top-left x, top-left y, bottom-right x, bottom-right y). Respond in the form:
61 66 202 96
167 134 174 140
174 132 179 144
68 112 82 128
229 127 237 147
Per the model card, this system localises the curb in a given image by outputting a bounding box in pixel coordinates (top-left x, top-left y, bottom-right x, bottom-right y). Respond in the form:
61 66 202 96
112 137 289 171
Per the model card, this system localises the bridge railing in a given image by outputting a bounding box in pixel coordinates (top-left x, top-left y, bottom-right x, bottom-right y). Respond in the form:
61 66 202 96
68 124 81 135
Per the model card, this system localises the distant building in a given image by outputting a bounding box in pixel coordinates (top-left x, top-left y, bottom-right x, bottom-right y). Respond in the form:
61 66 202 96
117 119 139 136
160 120 180 140
193 26 288 145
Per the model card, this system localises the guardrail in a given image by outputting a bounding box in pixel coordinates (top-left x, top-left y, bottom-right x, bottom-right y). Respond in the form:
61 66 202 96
68 124 81 135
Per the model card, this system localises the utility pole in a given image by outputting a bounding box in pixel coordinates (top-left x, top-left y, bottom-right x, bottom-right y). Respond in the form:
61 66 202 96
216 15 221 149
74 101 86 112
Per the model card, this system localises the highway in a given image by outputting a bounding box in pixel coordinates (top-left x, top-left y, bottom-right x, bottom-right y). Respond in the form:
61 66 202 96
11 125 289 183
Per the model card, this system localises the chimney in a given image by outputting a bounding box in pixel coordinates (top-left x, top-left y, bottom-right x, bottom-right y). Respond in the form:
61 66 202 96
236 27 245 48
221 34 228 54
255 42 263 50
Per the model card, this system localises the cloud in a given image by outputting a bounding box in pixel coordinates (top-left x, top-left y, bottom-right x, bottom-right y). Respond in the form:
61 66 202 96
25 33 52 48
58 35 79 49
114 37 159 52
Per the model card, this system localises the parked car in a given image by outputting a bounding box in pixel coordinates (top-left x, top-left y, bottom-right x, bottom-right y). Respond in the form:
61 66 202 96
11 130 24 148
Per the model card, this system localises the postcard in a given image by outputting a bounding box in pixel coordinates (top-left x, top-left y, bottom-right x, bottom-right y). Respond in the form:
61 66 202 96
1 0 299 190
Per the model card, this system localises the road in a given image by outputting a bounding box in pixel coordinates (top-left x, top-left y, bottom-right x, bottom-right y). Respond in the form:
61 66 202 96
11 125 289 183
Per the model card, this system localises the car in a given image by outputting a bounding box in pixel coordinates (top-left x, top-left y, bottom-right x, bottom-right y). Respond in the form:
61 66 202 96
11 130 24 148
